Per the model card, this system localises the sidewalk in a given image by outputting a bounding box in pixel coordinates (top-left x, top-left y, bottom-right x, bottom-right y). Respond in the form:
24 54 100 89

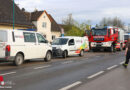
75 65 130 90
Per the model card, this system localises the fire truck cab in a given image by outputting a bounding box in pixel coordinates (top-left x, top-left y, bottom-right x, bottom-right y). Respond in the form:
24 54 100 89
86 26 125 52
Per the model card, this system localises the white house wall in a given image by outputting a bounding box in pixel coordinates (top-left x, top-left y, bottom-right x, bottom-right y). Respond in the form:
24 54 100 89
52 31 61 38
37 12 52 42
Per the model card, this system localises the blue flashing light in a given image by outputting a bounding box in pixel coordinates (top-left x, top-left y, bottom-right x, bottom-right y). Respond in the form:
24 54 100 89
104 26 108 28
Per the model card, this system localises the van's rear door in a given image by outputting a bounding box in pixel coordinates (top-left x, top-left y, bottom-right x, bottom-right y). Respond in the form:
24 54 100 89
0 31 7 58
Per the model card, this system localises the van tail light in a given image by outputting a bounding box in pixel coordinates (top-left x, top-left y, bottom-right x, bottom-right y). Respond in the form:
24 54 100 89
6 45 11 52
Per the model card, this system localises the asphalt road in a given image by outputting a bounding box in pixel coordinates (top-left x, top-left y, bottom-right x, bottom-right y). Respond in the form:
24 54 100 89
0 51 125 90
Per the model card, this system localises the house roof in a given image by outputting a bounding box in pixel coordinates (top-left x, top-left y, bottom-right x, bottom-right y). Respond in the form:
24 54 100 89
0 0 34 28
31 11 43 21
48 14 61 32
24 10 61 32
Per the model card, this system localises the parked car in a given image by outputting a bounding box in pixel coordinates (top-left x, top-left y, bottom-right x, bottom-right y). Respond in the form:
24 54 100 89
0 29 52 66
52 36 89 58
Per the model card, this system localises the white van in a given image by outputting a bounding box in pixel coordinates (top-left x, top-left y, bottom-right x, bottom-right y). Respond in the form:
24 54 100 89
0 29 52 66
52 36 89 58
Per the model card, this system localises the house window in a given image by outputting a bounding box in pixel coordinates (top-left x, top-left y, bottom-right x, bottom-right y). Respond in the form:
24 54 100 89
43 16 46 18
42 22 47 28
52 35 56 40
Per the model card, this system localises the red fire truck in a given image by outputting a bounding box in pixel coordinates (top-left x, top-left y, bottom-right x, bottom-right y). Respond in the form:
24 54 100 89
85 26 125 52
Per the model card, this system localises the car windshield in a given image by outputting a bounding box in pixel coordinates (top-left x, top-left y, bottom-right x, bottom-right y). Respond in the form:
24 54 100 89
52 38 68 45
92 29 107 36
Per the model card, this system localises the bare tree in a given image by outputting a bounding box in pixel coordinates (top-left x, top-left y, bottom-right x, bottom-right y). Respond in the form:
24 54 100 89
62 14 74 25
100 17 124 28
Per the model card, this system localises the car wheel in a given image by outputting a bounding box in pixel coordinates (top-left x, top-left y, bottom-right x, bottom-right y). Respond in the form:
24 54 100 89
63 51 67 58
14 53 24 66
79 50 84 57
45 51 52 62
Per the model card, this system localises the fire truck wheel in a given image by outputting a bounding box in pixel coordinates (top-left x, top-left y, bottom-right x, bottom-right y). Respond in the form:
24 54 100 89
110 45 116 52
92 49 97 52
110 45 115 52
119 44 123 51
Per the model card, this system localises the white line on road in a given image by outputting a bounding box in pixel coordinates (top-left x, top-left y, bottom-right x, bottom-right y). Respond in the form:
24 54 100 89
59 81 82 90
107 65 118 70
34 65 51 70
0 72 16 76
120 61 125 65
62 61 73 64
87 71 104 79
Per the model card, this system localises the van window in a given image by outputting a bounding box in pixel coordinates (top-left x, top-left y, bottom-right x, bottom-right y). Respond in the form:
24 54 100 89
69 39 75 46
0 31 7 42
37 33 46 43
23 32 36 43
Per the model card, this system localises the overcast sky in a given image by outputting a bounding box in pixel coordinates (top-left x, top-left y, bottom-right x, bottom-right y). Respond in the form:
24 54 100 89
15 0 130 25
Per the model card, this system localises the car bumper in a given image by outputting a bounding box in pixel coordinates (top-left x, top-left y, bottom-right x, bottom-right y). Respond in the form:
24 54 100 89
52 49 63 56
0 56 15 62
91 47 110 50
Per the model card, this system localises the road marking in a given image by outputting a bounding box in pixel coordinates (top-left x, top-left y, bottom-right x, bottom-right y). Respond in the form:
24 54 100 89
107 65 118 70
59 81 82 90
34 65 51 70
0 72 16 76
120 61 125 65
87 71 104 79
62 61 73 64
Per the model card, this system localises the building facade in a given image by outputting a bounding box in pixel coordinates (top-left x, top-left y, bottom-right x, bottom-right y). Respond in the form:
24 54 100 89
25 10 62 42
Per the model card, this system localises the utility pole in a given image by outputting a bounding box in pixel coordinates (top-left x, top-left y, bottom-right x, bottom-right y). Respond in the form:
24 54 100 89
13 0 15 30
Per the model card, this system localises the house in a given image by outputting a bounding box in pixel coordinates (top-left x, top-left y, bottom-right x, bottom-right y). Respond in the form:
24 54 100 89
0 0 34 30
24 10 62 42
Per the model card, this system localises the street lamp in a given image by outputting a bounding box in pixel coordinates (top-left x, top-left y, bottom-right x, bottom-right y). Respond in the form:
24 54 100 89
13 0 15 30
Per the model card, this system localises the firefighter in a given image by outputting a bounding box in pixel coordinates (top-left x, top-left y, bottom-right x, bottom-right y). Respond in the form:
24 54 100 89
123 38 130 68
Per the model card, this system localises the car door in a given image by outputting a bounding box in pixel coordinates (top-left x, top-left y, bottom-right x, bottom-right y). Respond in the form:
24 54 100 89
23 32 38 59
68 39 76 55
36 33 47 58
